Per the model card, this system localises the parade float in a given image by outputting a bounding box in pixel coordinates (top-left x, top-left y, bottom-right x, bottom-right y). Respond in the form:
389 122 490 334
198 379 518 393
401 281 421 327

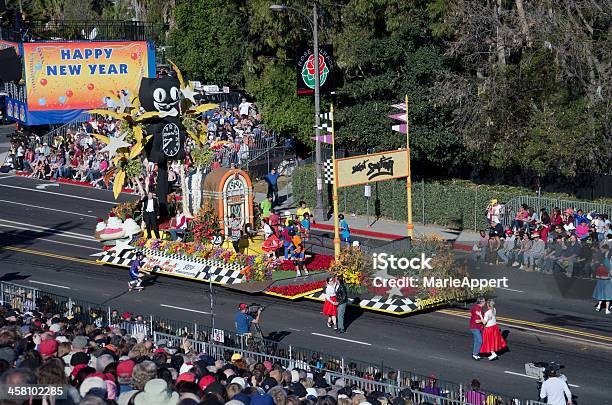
91 64 480 316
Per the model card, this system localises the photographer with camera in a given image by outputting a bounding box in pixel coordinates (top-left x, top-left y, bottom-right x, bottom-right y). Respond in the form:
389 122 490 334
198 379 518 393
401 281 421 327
539 365 572 405
235 303 261 335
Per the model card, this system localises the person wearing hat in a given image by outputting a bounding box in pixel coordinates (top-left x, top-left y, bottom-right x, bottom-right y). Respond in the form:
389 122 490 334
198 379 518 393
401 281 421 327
486 199 502 226
235 303 261 335
128 252 147 291
539 366 572 405
522 231 545 271
134 378 179 405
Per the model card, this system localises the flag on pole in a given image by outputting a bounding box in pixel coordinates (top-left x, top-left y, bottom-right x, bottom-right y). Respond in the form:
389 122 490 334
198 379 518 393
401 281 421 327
311 134 333 144
319 112 333 121
390 103 406 111
392 123 407 134
388 113 407 122
314 122 333 133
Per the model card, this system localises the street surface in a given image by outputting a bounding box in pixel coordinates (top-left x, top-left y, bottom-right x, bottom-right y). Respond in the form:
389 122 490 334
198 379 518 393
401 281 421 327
0 173 610 403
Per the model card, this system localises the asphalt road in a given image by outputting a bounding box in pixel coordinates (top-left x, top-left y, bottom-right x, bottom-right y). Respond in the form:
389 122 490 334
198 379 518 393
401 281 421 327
0 173 610 404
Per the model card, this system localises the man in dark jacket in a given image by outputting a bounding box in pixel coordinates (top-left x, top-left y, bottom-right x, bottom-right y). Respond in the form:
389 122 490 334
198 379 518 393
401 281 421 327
141 191 160 239
336 276 348 333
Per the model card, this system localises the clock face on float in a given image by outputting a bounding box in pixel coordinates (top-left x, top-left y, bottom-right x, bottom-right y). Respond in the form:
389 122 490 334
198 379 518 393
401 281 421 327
161 122 180 157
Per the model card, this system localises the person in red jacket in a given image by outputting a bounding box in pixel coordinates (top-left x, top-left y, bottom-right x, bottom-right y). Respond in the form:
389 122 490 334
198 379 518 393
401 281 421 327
469 297 485 360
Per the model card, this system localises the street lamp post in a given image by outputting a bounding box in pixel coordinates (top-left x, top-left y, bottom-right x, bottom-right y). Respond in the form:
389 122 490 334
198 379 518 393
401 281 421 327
271 3 324 221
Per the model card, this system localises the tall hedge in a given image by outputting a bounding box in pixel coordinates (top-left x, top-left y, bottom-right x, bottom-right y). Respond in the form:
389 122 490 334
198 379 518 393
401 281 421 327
291 164 612 230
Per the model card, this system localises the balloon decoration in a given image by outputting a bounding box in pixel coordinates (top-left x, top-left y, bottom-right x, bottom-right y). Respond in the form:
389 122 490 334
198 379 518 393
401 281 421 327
87 61 218 218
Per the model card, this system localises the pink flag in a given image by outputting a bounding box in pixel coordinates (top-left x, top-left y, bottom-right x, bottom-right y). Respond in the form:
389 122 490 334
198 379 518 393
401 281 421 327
392 124 407 134
391 103 407 111
388 113 408 122
311 135 333 144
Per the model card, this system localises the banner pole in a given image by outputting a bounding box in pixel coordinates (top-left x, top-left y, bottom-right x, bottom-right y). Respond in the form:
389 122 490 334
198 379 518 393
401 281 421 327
331 104 341 259
405 95 414 239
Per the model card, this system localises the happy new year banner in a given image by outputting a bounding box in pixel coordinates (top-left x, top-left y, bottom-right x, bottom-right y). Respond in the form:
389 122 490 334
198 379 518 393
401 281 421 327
22 41 154 113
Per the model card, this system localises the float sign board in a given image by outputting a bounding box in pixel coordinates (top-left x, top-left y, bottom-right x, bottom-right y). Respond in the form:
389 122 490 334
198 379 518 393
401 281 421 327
336 149 409 188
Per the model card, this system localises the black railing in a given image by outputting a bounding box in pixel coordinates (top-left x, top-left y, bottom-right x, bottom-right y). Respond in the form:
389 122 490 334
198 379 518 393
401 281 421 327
1 20 164 42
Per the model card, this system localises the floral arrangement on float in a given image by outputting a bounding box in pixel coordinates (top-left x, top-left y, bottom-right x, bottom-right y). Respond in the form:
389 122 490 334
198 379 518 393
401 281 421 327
265 280 327 299
328 247 372 294
277 253 334 272
134 238 281 282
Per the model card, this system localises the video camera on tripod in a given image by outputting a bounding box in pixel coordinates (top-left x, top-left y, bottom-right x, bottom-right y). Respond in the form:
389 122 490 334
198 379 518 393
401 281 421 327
245 303 265 318
525 361 566 392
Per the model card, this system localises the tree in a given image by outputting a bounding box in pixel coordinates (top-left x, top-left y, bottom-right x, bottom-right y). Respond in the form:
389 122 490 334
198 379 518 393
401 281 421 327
168 0 247 87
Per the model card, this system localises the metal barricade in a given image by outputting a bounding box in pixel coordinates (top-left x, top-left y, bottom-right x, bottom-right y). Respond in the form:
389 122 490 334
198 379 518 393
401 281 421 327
502 196 612 228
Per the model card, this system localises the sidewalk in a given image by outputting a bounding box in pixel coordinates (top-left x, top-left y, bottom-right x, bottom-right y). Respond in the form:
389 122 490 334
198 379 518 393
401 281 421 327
254 188 479 249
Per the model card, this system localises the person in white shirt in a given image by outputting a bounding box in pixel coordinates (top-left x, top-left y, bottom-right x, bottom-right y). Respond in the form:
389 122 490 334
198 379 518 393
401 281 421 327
540 367 572 405
239 98 251 117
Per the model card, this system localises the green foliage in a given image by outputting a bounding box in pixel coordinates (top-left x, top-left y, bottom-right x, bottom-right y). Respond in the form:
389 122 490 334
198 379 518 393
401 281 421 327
245 63 314 145
168 0 246 87
124 159 144 179
191 146 213 168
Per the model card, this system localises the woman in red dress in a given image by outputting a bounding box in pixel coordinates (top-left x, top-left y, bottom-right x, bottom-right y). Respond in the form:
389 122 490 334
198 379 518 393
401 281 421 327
322 277 338 329
479 299 507 360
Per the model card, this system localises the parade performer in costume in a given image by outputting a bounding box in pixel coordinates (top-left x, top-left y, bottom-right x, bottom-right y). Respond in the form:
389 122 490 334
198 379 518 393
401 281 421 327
479 299 507 360
593 247 612 314
323 277 338 330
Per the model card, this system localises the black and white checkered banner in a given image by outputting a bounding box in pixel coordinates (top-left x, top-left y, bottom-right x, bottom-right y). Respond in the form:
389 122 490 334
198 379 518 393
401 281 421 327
307 291 419 314
323 159 334 184
96 248 245 284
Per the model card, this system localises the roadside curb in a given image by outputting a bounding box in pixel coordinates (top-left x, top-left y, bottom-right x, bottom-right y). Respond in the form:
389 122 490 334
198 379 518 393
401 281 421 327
310 222 404 241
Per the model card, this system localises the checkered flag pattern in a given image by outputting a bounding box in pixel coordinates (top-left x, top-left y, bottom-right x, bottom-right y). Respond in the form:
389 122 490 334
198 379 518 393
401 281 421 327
316 111 333 134
315 122 332 134
96 247 245 284
307 291 418 314
323 159 334 184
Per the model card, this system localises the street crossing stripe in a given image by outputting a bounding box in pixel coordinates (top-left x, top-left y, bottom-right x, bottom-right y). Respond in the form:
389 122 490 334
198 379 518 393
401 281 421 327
440 309 612 343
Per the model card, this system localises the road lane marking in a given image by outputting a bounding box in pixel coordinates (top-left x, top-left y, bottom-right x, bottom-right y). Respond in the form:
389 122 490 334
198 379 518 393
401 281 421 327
29 280 71 289
30 238 100 250
289 328 302 331
311 332 371 346
0 220 96 241
503 371 580 388
0 184 117 205
35 183 59 190
0 246 102 266
497 287 525 293
0 199 98 218
439 309 612 345
160 304 211 314
0 175 16 181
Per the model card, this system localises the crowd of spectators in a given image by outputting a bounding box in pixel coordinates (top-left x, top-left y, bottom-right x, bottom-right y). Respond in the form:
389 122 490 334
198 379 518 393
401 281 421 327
473 203 612 278
2 98 276 191
0 293 529 405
